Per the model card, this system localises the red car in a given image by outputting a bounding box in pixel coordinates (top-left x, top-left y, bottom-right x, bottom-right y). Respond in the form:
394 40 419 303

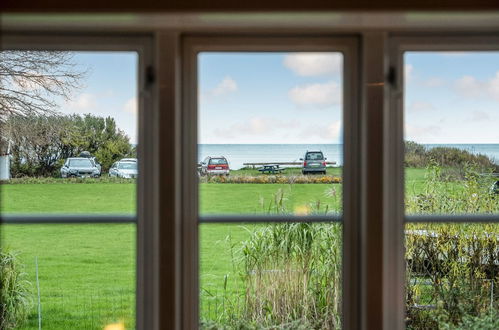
199 156 230 176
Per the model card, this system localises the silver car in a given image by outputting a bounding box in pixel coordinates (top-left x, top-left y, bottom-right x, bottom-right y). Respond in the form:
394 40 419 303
61 157 101 178
109 159 138 178
300 150 327 175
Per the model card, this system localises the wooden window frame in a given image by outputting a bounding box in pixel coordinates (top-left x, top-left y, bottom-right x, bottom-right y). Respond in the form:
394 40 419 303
3 28 499 330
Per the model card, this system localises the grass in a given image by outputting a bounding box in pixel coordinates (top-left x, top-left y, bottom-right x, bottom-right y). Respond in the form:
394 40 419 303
0 224 135 330
0 167 495 329
0 183 136 214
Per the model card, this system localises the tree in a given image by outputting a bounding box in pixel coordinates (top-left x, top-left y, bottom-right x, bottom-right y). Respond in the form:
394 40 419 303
4 114 133 177
0 51 86 121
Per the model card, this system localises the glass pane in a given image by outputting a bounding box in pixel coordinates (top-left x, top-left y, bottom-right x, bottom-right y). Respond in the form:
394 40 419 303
0 223 135 329
405 223 498 329
0 51 138 329
404 51 499 328
0 51 138 215
197 51 344 327
404 52 499 216
198 52 343 217
200 222 342 328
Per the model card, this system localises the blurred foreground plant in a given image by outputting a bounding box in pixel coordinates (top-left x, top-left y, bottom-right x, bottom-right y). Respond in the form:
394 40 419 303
0 249 32 329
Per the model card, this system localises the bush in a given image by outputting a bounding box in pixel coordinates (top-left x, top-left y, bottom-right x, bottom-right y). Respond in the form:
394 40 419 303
2 176 136 185
405 163 499 328
404 141 498 175
200 175 342 184
405 224 498 328
0 249 32 329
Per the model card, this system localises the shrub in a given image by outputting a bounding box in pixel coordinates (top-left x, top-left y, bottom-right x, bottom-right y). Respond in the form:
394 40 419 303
404 141 498 174
0 249 32 329
201 175 342 184
405 224 499 328
2 176 135 184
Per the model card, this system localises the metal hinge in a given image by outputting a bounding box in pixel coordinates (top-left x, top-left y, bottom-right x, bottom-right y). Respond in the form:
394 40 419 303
145 65 155 86
387 66 397 87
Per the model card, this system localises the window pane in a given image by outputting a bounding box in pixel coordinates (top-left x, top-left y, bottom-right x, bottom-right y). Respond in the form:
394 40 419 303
0 51 138 215
200 222 342 328
404 51 499 328
0 51 138 329
198 52 343 217
198 51 344 327
405 223 498 328
404 52 499 216
1 223 135 329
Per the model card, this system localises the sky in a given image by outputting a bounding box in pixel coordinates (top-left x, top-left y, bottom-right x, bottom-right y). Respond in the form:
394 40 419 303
57 51 138 143
51 51 498 144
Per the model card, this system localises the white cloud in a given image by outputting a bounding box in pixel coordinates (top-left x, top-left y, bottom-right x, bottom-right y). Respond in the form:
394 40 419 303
487 71 499 101
212 76 238 96
283 53 342 77
454 75 483 98
405 64 414 83
124 97 138 115
469 111 491 122
213 117 299 139
288 81 341 108
66 93 96 112
408 101 434 112
423 77 445 88
453 71 499 101
298 121 342 141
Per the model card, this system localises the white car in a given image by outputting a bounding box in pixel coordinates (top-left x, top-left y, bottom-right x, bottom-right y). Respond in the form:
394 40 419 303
109 159 138 178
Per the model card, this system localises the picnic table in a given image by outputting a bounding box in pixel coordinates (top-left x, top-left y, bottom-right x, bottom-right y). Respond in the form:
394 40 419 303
258 164 285 174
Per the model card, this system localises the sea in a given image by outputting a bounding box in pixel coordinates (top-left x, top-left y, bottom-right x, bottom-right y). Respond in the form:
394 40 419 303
198 144 499 170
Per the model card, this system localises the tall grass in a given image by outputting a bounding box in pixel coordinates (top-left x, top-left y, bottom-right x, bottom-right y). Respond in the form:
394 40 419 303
241 222 342 328
201 163 498 329
0 249 32 329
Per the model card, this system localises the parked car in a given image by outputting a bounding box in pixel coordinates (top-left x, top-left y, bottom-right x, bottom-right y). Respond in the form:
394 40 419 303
109 158 138 178
492 181 499 194
61 157 101 178
300 150 327 175
77 151 102 176
199 156 230 176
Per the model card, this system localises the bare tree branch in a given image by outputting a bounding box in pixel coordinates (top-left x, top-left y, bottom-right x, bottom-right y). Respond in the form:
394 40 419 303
0 51 87 122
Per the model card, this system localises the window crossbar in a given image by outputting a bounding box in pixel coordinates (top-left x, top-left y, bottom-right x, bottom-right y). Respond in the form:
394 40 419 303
199 214 342 224
0 214 136 224
406 214 499 223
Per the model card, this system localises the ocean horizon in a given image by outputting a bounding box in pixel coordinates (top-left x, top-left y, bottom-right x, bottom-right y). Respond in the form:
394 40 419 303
198 143 499 170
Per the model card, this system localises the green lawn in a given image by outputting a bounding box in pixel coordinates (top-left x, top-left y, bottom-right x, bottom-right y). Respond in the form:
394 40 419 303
0 167 457 329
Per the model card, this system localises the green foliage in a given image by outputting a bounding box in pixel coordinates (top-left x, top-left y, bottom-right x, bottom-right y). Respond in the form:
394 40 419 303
0 249 32 330
406 163 499 328
3 114 133 177
2 176 135 185
404 141 498 175
240 222 342 328
201 174 341 184
405 223 498 328
406 162 499 214
441 311 499 330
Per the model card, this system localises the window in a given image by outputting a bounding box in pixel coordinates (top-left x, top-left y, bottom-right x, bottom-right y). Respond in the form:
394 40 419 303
391 37 499 329
182 36 360 329
3 15 499 330
0 36 152 330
